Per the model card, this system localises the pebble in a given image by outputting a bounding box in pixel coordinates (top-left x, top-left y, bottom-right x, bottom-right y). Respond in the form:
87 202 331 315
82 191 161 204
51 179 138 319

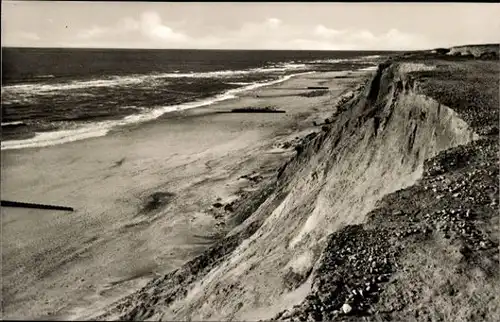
341 303 353 314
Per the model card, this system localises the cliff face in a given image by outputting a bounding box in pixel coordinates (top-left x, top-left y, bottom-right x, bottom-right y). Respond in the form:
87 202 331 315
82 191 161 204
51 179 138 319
275 57 499 322
446 44 499 58
98 61 480 321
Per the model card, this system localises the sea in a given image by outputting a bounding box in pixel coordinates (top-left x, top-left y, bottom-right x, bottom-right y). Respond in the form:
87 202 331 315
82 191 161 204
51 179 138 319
1 48 394 150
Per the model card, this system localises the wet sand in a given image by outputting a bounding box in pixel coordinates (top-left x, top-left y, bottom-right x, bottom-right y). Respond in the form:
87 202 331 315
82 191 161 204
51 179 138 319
0 70 370 319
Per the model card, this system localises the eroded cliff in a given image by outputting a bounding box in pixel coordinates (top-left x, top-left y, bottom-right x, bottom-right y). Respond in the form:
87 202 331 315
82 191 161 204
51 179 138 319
97 57 498 322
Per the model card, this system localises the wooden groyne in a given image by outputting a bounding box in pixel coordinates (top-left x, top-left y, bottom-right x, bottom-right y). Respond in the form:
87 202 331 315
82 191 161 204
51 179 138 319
0 200 74 211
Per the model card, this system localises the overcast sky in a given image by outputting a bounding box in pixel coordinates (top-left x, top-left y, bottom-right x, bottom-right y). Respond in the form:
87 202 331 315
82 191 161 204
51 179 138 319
2 1 499 50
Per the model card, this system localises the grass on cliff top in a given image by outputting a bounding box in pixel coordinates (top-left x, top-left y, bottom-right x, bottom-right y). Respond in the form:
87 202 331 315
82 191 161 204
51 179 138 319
378 239 500 322
405 58 499 130
371 57 500 321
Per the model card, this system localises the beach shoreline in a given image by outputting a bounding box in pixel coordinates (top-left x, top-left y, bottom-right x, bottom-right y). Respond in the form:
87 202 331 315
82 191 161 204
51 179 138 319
1 69 372 319
1 65 379 151
0 71 313 150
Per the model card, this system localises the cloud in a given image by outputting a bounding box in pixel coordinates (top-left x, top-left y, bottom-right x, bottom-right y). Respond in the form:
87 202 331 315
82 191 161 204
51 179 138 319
75 14 431 50
18 31 40 41
139 12 188 42
77 26 107 39
77 11 188 44
314 25 346 38
267 18 282 28
2 31 41 46
308 25 430 50
223 20 430 50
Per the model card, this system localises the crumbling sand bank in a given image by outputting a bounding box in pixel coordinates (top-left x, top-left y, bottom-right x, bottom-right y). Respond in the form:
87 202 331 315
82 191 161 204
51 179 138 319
93 53 498 321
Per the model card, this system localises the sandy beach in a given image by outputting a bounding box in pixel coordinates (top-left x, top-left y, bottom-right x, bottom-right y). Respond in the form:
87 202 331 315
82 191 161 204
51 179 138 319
1 69 370 319
3 2 498 321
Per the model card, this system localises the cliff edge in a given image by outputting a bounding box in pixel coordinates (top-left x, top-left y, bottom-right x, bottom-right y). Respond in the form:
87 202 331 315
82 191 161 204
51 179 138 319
96 50 499 322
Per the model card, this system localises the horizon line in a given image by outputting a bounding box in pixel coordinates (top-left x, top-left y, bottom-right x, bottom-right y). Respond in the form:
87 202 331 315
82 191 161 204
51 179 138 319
3 43 497 51
1 46 409 52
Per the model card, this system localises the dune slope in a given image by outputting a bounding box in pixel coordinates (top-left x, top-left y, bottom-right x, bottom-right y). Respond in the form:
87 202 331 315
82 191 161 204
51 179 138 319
97 55 498 321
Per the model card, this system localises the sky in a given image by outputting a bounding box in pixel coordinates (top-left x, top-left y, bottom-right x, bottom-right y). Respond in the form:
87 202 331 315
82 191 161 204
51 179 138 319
1 1 499 50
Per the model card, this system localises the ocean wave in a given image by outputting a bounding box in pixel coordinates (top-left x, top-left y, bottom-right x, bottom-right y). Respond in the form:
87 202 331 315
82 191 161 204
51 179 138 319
1 121 26 127
307 58 348 64
34 75 55 79
1 71 314 151
227 82 252 85
306 55 383 65
357 66 378 71
357 55 382 61
2 63 308 95
2 76 148 94
154 63 307 79
1 125 110 150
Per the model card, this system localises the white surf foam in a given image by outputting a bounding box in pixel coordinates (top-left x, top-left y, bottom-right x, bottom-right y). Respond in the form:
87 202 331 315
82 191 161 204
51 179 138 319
1 125 111 150
154 64 307 79
34 74 55 79
1 121 26 126
306 55 383 65
2 63 308 95
358 55 382 60
1 71 314 151
2 76 148 94
357 66 378 71
308 58 347 64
